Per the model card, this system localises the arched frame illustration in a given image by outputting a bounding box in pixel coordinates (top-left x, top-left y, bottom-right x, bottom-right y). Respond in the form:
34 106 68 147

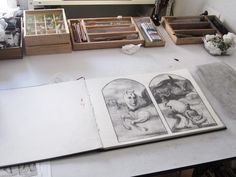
149 74 217 133
102 78 167 142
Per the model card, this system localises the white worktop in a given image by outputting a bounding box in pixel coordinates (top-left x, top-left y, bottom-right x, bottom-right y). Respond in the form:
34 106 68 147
0 27 236 177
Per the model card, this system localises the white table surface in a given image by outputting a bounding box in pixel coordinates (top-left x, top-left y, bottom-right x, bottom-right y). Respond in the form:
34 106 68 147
0 27 236 177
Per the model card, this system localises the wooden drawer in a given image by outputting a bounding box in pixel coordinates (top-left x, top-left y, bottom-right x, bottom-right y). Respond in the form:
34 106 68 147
0 47 23 59
25 43 71 55
161 15 222 45
68 17 144 50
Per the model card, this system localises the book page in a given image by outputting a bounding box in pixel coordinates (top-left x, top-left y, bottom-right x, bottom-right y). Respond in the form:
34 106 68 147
0 161 51 177
0 79 102 167
86 69 225 148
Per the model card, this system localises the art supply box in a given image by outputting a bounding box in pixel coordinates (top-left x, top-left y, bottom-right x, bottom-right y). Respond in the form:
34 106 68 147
68 16 165 50
24 9 71 55
0 17 23 59
161 15 225 45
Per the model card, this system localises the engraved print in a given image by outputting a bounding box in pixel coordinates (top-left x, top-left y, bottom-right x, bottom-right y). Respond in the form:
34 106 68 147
102 79 167 142
149 74 217 132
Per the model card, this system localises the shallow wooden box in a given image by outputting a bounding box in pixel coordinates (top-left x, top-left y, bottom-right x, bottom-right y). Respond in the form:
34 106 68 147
161 15 221 45
24 9 71 55
133 17 165 47
0 18 23 60
68 17 144 50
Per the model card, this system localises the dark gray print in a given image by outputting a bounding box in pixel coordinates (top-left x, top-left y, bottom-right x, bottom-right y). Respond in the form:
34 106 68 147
102 79 167 142
149 74 217 133
0 164 37 177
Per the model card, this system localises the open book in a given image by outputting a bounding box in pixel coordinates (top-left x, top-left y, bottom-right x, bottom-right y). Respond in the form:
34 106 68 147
0 69 226 167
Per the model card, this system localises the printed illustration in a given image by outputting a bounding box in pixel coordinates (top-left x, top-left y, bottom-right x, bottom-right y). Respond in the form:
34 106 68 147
0 164 37 177
149 74 218 133
102 79 167 142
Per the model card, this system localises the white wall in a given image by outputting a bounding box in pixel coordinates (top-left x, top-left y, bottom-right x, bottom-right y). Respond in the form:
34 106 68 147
174 0 205 16
174 0 236 33
0 0 17 12
19 0 28 9
203 0 236 32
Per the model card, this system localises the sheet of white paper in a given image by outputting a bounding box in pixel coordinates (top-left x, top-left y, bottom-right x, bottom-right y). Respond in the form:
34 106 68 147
0 80 102 167
0 161 51 177
86 69 225 148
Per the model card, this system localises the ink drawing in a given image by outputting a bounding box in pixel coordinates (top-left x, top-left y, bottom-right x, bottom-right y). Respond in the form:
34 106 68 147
102 78 167 142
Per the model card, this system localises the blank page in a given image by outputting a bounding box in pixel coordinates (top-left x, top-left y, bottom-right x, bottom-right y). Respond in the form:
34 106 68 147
0 80 102 167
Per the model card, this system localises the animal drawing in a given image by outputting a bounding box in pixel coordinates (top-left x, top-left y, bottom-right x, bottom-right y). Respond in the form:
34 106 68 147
150 75 193 103
106 98 120 109
165 100 208 130
121 90 155 132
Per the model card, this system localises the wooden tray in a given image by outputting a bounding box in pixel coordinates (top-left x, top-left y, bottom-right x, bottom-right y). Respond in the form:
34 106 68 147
161 15 221 45
133 17 165 47
24 9 71 55
0 18 23 60
68 17 144 50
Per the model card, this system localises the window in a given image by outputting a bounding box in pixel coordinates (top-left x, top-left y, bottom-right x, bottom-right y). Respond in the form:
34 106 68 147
32 0 155 6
